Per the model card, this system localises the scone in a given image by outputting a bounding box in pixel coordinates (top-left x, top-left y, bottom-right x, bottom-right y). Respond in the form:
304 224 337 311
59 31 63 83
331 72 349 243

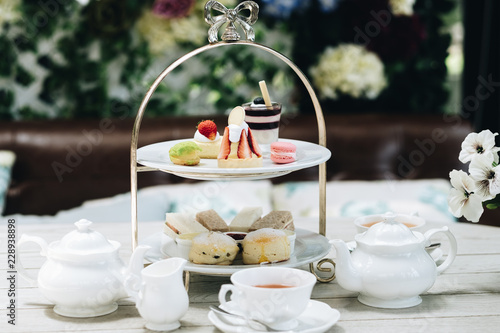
242 228 290 264
195 209 229 232
169 141 202 166
249 211 294 232
189 232 239 265
194 120 221 159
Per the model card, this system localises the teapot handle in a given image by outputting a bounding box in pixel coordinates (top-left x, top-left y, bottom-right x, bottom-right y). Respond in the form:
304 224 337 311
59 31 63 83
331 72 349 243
424 226 457 274
17 234 49 286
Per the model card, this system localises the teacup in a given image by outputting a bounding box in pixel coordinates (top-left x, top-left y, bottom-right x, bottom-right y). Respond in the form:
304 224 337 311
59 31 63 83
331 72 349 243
218 267 316 330
354 213 426 234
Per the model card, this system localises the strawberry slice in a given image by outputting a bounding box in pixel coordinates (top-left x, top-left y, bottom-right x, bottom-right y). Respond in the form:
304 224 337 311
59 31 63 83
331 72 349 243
247 128 262 157
237 130 252 159
218 127 231 159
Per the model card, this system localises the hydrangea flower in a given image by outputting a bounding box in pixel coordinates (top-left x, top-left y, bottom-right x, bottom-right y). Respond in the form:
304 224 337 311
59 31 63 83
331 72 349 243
0 0 21 29
447 170 484 223
389 0 416 16
75 0 90 5
310 44 387 99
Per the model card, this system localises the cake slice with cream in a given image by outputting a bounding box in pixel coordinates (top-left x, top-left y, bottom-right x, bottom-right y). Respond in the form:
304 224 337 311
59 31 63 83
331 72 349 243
218 106 262 168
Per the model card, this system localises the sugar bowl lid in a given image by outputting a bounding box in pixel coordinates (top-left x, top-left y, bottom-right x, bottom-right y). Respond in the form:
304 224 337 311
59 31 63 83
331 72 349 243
355 212 422 246
49 219 120 261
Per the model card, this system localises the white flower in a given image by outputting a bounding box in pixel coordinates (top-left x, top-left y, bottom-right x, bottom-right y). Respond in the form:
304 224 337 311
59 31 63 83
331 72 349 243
469 153 500 200
0 151 16 167
310 44 387 100
448 170 484 222
389 0 416 16
75 0 90 5
0 0 21 30
459 129 500 164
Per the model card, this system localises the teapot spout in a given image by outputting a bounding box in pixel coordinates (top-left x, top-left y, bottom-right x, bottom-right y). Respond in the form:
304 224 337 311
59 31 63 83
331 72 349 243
331 239 363 292
123 245 151 302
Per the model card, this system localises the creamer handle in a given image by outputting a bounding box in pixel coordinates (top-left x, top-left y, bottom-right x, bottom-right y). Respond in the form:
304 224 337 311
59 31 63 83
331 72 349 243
424 226 457 274
17 234 49 286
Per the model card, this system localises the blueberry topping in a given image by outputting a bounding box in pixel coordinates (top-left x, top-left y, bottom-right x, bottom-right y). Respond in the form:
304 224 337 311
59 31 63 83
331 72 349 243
253 97 265 104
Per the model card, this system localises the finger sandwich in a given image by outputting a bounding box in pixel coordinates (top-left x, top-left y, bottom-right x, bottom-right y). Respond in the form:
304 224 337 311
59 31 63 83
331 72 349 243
164 213 208 240
229 207 263 232
195 209 229 232
248 211 294 232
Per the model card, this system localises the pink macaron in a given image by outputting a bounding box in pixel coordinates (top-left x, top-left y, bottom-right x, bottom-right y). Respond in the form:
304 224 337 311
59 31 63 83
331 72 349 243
270 142 297 164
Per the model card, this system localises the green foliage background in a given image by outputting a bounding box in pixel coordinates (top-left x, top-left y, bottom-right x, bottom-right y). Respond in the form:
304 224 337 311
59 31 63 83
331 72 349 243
0 0 455 120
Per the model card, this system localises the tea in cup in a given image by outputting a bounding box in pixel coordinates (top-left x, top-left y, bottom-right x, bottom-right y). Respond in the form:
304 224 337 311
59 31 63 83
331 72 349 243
354 213 425 234
218 267 316 330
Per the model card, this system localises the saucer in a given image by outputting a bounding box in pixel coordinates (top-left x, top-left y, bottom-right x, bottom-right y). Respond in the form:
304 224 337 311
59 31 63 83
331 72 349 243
208 300 340 333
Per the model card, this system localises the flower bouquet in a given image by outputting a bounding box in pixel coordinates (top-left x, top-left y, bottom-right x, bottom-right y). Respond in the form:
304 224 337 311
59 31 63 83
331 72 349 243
448 130 500 222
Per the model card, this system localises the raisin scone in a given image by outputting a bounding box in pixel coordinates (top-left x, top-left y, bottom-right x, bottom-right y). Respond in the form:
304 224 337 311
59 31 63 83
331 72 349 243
189 232 239 265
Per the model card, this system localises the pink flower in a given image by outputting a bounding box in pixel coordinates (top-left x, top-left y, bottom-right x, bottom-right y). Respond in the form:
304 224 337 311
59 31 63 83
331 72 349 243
152 0 195 19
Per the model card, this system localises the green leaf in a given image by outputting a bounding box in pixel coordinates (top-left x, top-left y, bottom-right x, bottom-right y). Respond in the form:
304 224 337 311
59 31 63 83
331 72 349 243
15 64 35 86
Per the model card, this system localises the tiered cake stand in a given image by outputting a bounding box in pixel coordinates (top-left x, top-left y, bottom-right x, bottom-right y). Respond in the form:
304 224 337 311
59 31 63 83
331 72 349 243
130 1 335 282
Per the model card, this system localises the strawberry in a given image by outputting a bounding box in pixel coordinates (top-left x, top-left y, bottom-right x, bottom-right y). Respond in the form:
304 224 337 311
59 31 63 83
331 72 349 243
247 128 262 157
197 120 217 140
237 130 252 159
218 127 231 159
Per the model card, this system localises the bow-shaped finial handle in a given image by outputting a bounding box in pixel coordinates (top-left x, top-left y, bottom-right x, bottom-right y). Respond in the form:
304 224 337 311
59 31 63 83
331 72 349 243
204 1 259 43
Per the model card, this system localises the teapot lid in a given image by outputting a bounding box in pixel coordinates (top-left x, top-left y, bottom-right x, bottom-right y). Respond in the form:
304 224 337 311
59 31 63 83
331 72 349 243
355 212 422 246
50 219 119 260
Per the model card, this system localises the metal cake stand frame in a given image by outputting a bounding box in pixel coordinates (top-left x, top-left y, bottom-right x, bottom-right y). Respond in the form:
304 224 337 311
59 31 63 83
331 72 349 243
130 1 334 283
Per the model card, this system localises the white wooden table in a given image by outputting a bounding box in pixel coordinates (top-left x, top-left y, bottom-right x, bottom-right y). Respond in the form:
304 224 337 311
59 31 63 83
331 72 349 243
2 217 500 332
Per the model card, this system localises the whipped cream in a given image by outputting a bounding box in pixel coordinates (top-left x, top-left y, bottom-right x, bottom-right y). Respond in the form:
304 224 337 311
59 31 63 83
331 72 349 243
250 102 275 108
228 122 249 143
194 130 220 143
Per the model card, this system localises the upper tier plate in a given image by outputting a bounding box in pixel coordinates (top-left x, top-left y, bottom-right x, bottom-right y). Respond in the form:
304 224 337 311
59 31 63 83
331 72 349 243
137 139 331 180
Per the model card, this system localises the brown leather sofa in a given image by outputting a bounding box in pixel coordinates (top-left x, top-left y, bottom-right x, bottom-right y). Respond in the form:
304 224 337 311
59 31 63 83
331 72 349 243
3 113 494 225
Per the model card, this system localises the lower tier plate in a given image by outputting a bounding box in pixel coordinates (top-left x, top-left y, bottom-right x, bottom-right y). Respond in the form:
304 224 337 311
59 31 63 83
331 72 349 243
140 228 331 276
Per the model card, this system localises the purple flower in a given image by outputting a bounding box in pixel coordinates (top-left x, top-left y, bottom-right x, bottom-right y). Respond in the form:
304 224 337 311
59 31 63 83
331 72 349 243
152 0 195 19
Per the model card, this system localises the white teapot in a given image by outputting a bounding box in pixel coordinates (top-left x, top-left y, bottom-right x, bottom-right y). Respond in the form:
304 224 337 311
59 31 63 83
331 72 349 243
18 219 150 317
331 212 457 308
